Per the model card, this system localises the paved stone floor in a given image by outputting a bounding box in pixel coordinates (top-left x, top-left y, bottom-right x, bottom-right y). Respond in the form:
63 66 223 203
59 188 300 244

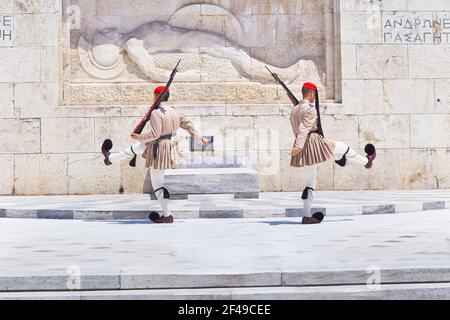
1 190 450 219
1 209 450 297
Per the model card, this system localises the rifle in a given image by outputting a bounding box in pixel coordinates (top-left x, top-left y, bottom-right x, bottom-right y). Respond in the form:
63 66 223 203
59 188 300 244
265 66 299 106
132 59 181 134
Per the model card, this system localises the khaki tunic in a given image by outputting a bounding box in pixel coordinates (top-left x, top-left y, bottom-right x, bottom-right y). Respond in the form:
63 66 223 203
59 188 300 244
138 103 202 170
290 100 336 167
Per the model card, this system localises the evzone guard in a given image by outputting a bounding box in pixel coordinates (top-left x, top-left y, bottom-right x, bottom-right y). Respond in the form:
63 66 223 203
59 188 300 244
290 82 376 224
102 85 208 224
266 67 376 225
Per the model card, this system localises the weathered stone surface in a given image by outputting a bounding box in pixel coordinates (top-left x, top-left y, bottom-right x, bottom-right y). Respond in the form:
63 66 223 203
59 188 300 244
317 158 334 190
340 45 357 79
0 0 41 13
15 154 68 195
68 154 122 195
357 45 408 79
435 80 450 113
121 158 148 194
385 149 437 190
94 117 141 153
40 0 59 13
163 168 260 195
196 116 254 151
437 150 450 188
333 149 386 190
280 152 334 192
40 47 58 82
409 45 450 78
254 115 292 151
359 115 410 149
322 115 359 148
411 114 450 148
342 80 383 115
120 272 281 290
341 12 382 44
226 104 280 116
15 83 65 118
341 0 407 11
362 205 395 215
0 155 13 195
0 83 14 118
0 48 40 82
407 0 450 11
175 104 226 116
14 13 58 46
69 84 121 105
384 80 435 114
0 119 40 154
199 54 243 82
250 151 282 192
41 118 95 153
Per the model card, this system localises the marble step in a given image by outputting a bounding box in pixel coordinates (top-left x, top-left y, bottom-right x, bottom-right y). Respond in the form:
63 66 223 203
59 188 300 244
2 268 450 293
151 168 260 199
2 282 450 299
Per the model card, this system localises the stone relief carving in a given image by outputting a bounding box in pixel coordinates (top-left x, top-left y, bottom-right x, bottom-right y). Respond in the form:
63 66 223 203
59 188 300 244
77 3 320 84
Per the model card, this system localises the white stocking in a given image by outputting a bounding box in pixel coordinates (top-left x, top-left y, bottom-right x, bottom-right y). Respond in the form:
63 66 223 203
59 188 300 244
109 142 147 163
150 169 170 217
302 165 317 217
334 141 368 167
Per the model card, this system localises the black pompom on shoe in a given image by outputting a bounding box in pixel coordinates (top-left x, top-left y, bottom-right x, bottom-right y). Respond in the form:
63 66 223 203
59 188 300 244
102 139 113 166
365 144 376 156
364 144 377 169
149 211 160 222
312 211 325 222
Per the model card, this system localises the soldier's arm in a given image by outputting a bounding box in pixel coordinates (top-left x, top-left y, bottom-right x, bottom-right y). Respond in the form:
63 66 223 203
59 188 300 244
179 113 203 142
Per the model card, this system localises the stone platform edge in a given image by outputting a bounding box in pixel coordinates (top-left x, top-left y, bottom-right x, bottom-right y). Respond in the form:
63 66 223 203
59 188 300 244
2 267 450 293
0 200 448 220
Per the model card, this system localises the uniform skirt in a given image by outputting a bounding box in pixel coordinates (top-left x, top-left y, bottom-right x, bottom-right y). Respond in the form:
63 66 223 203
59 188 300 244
290 132 336 167
142 140 181 170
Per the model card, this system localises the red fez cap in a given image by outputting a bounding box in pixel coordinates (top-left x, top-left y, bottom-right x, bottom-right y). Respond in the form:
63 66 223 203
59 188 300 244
302 82 317 91
154 86 169 95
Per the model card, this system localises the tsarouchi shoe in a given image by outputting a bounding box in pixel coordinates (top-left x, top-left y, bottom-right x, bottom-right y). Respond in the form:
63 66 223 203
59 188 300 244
312 212 325 222
149 212 174 224
102 139 113 166
364 144 376 169
302 216 322 224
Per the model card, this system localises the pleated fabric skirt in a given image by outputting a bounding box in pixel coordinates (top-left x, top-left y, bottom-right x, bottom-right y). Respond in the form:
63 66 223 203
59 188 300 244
143 140 181 170
291 132 336 167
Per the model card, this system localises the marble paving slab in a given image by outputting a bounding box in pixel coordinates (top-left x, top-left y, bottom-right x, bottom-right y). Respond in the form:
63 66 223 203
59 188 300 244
1 211 450 293
1 190 450 220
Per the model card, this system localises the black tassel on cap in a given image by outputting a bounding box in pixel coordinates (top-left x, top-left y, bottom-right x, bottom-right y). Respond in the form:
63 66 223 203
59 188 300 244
315 91 324 138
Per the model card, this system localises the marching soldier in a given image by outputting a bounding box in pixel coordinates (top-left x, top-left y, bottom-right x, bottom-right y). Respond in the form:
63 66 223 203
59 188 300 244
104 86 208 224
291 82 376 224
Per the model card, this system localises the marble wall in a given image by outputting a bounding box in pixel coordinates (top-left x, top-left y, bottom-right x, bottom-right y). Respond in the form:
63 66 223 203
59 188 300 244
339 0 450 190
0 0 448 195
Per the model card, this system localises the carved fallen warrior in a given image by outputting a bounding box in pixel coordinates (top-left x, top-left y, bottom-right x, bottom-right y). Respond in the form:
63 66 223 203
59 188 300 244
80 20 317 84
290 82 377 224
102 84 208 224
